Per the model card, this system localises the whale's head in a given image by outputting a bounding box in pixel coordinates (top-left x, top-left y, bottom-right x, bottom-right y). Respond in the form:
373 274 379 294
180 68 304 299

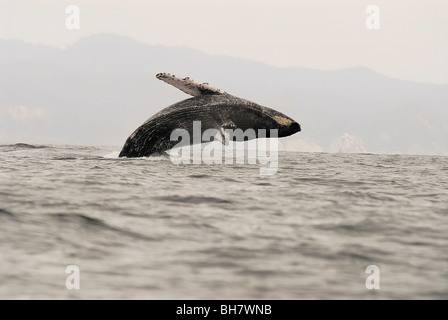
231 98 301 138
269 110 301 138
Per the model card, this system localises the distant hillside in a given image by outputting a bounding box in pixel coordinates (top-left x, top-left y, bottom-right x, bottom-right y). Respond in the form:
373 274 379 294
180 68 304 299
0 34 447 155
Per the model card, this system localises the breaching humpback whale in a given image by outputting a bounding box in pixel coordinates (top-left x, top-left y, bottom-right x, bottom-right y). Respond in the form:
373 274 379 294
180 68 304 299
119 73 301 157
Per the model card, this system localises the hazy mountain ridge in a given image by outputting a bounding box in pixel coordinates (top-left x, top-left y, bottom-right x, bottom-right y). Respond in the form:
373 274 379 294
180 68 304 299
1 34 447 155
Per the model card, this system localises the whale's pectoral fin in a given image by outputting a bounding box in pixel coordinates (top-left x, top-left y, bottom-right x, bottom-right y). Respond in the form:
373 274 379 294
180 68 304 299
214 128 230 146
214 120 236 146
156 73 226 97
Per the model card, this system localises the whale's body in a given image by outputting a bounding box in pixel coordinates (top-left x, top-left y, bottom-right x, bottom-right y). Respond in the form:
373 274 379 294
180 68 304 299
119 73 301 158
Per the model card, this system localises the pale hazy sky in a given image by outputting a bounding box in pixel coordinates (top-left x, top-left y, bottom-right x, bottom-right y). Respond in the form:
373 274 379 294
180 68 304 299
1 0 447 84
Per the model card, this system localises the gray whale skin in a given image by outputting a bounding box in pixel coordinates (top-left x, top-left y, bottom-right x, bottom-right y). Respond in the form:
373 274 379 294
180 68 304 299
119 73 301 158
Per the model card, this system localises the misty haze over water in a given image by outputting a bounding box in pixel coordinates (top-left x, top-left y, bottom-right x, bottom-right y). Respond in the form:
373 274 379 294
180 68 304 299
0 27 447 300
1 35 447 155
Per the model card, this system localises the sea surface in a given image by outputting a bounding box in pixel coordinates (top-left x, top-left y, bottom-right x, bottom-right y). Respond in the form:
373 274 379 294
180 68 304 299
0 144 447 299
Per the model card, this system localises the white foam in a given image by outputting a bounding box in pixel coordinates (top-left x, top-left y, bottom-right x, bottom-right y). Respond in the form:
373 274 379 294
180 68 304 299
103 151 120 158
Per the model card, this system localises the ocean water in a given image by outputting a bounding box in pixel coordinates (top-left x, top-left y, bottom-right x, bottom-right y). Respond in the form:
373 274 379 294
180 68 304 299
0 143 447 299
